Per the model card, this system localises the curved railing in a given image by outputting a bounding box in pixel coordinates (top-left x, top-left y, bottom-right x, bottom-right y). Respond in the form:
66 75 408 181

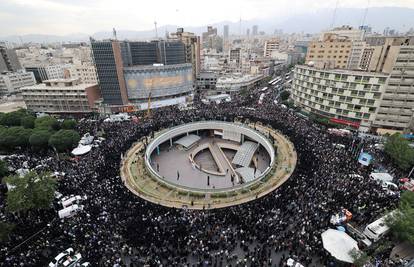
144 121 276 193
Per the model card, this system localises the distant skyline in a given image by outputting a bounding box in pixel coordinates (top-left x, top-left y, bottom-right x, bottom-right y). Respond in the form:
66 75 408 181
1 0 414 36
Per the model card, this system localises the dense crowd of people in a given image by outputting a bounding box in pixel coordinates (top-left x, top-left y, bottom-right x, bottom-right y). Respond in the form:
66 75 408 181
0 86 404 266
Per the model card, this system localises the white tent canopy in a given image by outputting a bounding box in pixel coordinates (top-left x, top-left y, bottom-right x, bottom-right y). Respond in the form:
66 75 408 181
321 229 360 263
72 145 92 156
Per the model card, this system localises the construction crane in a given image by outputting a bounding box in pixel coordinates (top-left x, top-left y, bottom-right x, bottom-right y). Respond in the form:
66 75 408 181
146 92 152 118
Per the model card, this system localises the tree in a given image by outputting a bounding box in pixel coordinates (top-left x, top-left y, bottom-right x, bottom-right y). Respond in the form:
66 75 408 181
61 119 77 130
0 111 23 127
0 221 15 242
0 127 32 150
34 116 60 131
384 133 414 170
29 130 52 150
280 90 291 101
3 171 57 213
20 115 36 129
386 191 414 245
349 249 371 267
0 160 8 178
49 129 80 152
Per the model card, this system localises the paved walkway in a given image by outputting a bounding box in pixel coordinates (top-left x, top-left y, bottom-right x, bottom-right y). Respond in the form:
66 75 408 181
120 123 297 210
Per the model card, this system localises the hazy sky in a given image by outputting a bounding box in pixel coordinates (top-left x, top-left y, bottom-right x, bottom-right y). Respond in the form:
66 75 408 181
1 0 414 36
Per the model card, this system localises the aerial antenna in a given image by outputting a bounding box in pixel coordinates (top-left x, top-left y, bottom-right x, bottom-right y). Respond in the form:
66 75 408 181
154 21 158 39
360 0 370 27
112 28 117 40
330 0 339 29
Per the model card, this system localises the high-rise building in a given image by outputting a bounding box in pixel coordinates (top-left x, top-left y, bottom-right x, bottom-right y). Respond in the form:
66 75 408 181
252 25 258 36
25 64 70 83
91 40 129 105
0 46 22 72
264 39 281 58
305 33 352 69
291 65 388 131
370 37 414 132
202 26 223 52
223 25 229 40
246 29 250 37
169 28 201 78
91 38 192 108
294 35 414 133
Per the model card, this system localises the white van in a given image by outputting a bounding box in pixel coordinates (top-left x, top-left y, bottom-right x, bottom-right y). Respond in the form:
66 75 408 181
61 195 87 208
363 211 397 242
58 204 84 219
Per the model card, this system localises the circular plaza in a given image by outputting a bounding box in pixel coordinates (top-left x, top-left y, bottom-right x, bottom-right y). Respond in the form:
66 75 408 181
121 121 297 209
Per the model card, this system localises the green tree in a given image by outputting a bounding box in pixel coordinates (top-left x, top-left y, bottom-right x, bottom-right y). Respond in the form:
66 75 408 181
384 133 414 170
3 171 57 213
0 127 32 150
0 111 23 126
386 191 414 245
29 130 52 150
20 115 36 129
0 221 15 242
280 90 291 101
34 116 60 131
349 249 371 267
49 129 80 152
61 119 77 130
0 160 8 178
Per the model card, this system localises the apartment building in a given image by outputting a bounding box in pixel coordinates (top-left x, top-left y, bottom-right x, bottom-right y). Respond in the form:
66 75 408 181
66 64 98 84
0 71 36 95
291 65 388 131
305 33 352 69
264 39 280 58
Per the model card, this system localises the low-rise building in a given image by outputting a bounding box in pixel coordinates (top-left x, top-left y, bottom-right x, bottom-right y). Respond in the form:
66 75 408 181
215 74 264 94
196 72 217 92
21 78 100 113
25 64 69 83
0 71 36 95
291 64 388 131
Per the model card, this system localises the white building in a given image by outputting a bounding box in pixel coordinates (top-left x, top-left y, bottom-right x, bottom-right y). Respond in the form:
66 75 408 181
65 64 98 84
291 65 389 132
0 71 36 95
215 74 264 94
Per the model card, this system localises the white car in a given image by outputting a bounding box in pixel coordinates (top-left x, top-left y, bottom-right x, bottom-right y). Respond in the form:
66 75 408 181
61 195 87 208
58 204 84 219
62 252 82 267
49 248 74 267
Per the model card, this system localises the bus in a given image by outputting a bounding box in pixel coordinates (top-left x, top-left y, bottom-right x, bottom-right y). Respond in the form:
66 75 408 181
271 78 282 86
268 77 279 85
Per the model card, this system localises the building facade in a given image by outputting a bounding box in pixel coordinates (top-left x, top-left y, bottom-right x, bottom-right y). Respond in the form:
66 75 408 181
123 63 193 107
292 65 388 131
264 39 280 58
25 64 68 83
306 33 352 69
0 46 22 72
169 28 201 78
22 78 100 113
66 63 98 84
0 71 36 95
372 44 414 132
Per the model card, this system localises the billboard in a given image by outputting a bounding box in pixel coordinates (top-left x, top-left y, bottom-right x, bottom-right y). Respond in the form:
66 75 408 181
124 64 193 101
